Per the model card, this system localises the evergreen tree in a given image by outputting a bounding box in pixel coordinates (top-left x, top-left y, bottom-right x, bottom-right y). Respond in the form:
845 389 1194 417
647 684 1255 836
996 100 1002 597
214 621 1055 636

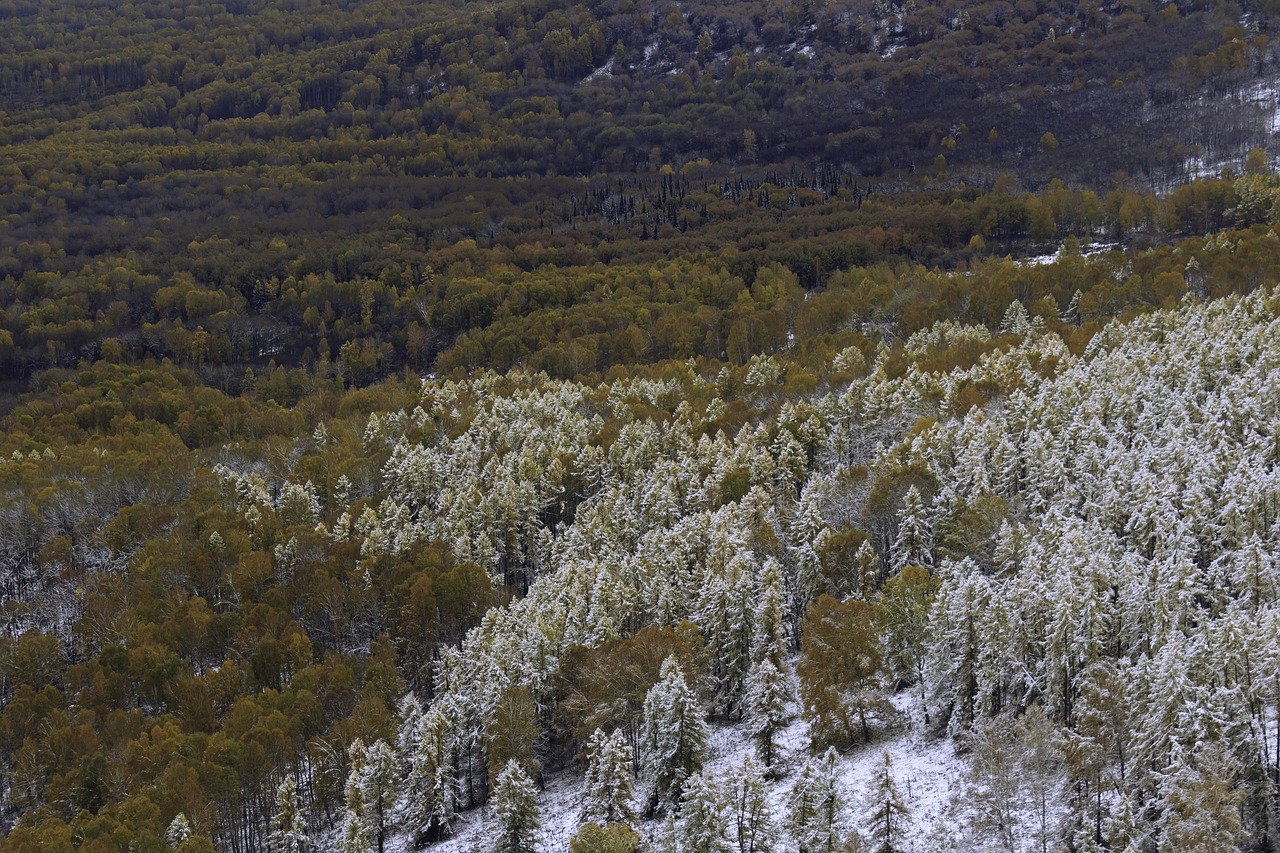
339 739 373 853
891 486 932 572
361 739 398 853
753 558 787 668
728 756 778 853
402 704 457 842
1156 743 1246 853
167 813 193 847
745 658 791 767
582 727 636 826
677 768 732 853
268 775 308 853
491 759 541 853
643 656 709 816
786 748 846 853
862 751 908 853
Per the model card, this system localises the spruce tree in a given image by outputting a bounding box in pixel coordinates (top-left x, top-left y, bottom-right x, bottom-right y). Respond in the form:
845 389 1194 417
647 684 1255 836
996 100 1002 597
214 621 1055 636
339 739 373 853
745 658 790 767
862 750 909 853
268 775 309 853
642 656 708 816
677 768 732 853
166 813 193 847
361 739 398 853
491 759 541 853
729 756 779 853
582 727 636 826
786 748 845 853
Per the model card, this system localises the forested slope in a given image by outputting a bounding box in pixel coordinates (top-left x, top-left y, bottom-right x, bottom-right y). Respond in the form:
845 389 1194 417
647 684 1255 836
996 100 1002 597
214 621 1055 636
7 0 1280 850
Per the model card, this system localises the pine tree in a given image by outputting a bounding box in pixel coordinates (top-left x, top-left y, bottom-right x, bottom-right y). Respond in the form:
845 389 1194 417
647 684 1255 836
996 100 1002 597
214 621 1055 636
582 727 636 826
677 768 732 853
786 748 846 853
491 759 541 853
745 658 791 767
339 739 373 853
753 558 787 668
643 656 709 816
402 704 457 842
728 756 779 853
863 751 908 853
361 739 398 853
267 775 309 853
1156 742 1246 853
166 813 193 847
891 486 931 572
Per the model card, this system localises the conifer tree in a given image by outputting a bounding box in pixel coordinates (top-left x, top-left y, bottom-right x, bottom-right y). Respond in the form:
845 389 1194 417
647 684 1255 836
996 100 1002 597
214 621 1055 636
582 727 636 826
361 739 398 853
402 704 457 842
786 748 846 853
728 756 778 853
891 486 932 572
268 776 308 853
745 658 791 767
863 751 909 853
643 656 709 816
167 813 193 848
491 759 541 853
339 739 373 853
677 768 732 853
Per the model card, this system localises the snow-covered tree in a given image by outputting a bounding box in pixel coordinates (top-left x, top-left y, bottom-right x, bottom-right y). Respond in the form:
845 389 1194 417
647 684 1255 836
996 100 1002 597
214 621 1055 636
166 813 193 847
1156 742 1246 853
891 486 931 572
745 658 791 767
643 656 708 816
401 704 457 842
338 739 373 853
267 775 308 853
862 751 909 853
676 768 732 853
361 739 398 853
582 727 635 826
786 748 846 853
728 756 778 853
491 759 541 853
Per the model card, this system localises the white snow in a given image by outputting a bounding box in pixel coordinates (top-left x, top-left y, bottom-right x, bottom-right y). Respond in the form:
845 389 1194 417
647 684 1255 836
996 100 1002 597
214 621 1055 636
582 59 614 84
386 686 975 852
1016 240 1119 267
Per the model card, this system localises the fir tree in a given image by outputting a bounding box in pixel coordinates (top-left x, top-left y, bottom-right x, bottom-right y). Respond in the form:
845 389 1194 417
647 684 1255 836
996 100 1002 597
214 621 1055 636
677 768 732 853
491 759 541 853
339 739 373 853
361 739 398 853
786 748 846 853
643 656 709 816
745 658 791 767
267 776 308 853
891 486 931 572
402 704 457 842
728 756 778 853
166 813 193 847
582 727 636 826
862 750 909 853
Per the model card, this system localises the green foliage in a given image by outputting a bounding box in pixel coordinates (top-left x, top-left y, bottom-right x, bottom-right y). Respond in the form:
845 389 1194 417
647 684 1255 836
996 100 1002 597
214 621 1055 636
569 822 640 853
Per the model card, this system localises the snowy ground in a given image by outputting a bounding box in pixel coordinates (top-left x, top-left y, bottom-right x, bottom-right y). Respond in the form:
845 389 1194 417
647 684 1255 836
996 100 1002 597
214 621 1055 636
1016 240 1120 268
391 687 975 852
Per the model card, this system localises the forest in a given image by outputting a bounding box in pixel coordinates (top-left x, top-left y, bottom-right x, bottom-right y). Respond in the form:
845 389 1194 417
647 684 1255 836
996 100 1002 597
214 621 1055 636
6 0 1280 850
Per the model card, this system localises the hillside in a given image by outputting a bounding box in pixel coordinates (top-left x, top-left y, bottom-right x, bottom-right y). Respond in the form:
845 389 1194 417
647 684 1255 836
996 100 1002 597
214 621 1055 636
5 0 1280 851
